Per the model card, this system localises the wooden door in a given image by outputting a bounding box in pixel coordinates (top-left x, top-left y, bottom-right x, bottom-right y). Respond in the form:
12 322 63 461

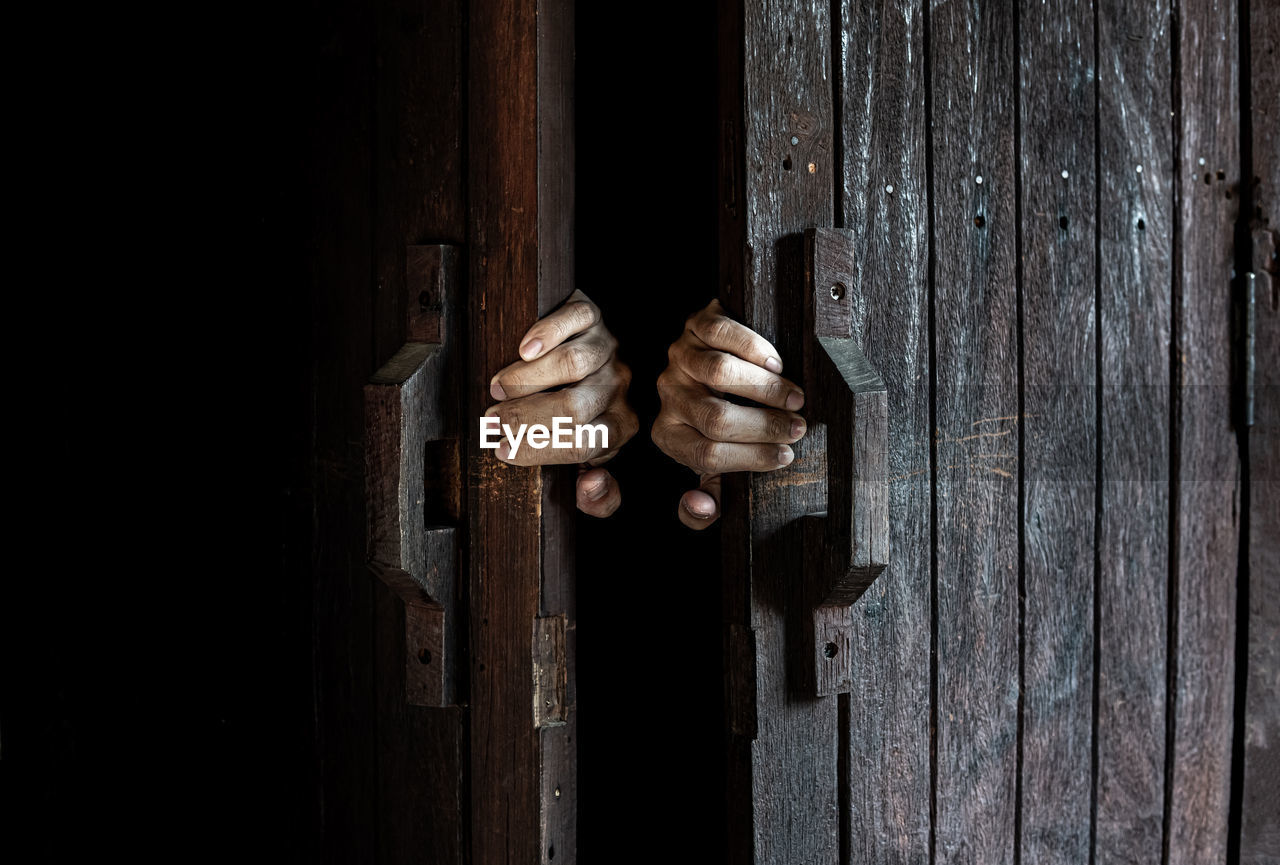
716 0 1278 863
323 0 578 862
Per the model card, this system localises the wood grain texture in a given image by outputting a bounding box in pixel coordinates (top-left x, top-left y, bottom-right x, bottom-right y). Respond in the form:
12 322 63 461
369 0 467 859
805 227 891 614
468 0 577 861
719 0 840 861
1168 0 1241 862
1017 1 1097 862
929 0 1020 861
307 0 376 857
1241 2 1280 859
1095 0 1173 861
834 0 933 856
534 5 578 863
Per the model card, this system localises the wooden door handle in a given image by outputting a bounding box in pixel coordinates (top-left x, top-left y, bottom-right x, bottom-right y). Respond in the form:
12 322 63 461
803 228 890 696
365 245 462 707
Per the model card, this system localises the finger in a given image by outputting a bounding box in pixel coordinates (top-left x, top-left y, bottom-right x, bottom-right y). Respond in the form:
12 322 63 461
678 473 722 530
516 290 601 361
485 362 624 432
576 467 621 518
687 301 784 373
490 328 616 400
652 421 795 475
669 342 804 410
682 395 806 444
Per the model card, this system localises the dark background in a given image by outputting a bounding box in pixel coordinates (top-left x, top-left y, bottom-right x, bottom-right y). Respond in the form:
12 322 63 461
4 2 725 860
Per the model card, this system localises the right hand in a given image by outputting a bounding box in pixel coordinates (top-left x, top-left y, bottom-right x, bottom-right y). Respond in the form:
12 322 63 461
652 299 807 529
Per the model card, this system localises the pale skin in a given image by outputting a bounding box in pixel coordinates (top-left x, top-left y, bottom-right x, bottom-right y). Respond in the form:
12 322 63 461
485 289 639 518
652 299 806 529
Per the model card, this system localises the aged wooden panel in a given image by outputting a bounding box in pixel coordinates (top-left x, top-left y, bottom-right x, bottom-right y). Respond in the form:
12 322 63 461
928 0 1021 860
468 0 577 862
833 0 933 857
1095 0 1173 861
369 0 467 858
1240 0 1280 859
716 4 754 859
718 0 840 861
308 0 376 858
1017 1 1097 863
534 7 578 863
1168 0 1241 862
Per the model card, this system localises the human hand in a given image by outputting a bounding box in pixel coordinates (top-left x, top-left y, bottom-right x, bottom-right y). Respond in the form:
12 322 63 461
652 299 806 529
485 290 638 517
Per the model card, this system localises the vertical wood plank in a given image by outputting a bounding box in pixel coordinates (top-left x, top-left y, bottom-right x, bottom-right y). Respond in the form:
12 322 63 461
1017 1 1097 863
719 0 838 861
834 0 932 860
535 7 577 863
307 0 376 859
1240 0 1280 859
469 0 577 861
1169 0 1241 861
370 1 468 861
1095 0 1173 861
928 0 1020 861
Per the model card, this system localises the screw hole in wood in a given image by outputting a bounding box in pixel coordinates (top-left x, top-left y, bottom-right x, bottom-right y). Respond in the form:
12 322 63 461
974 214 986 228
830 282 846 301
783 156 792 171
823 642 839 659
418 648 432 665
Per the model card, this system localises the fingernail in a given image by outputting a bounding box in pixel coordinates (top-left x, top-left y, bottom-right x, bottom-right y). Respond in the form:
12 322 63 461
790 419 806 440
495 442 511 460
585 478 608 501
490 380 507 401
520 338 543 360
684 500 713 519
778 445 794 466
764 356 783 374
786 390 805 411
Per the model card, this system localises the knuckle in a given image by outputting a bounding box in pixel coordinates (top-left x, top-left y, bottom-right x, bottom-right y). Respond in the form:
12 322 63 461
700 403 731 440
691 437 723 473
705 315 735 348
704 353 733 388
560 344 592 379
619 408 640 443
768 413 790 440
558 301 598 336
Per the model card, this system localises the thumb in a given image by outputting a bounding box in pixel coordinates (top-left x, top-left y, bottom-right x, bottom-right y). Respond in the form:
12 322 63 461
678 473 722 530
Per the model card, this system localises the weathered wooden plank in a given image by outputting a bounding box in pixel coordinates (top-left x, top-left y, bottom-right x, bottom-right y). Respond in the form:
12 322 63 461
1017 1 1097 863
1094 0 1173 861
716 3 755 860
468 0 577 861
369 1 467 860
718 0 839 861
1168 0 1241 861
929 0 1020 860
1240 0 1280 859
535 6 578 861
833 0 932 856
307 0 376 857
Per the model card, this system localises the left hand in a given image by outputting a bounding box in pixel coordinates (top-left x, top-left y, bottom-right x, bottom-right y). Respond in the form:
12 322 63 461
485 290 638 517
